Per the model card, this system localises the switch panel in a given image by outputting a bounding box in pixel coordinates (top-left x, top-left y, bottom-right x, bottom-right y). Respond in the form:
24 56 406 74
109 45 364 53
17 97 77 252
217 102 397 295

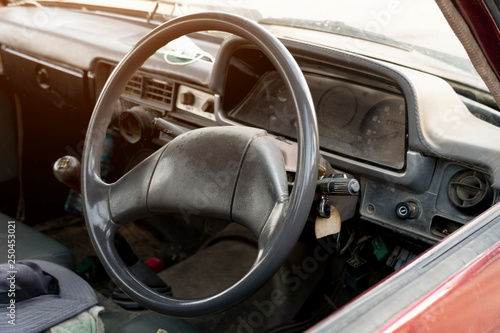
176 85 215 121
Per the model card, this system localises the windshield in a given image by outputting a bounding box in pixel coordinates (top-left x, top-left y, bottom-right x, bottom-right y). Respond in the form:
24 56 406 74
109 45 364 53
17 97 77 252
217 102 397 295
176 0 481 87
233 0 464 56
10 0 483 89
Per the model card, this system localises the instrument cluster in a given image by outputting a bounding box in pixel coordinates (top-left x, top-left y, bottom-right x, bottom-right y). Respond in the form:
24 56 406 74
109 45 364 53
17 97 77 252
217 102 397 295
228 71 407 170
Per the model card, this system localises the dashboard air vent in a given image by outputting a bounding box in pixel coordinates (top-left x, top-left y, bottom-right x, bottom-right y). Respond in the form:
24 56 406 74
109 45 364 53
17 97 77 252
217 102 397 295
145 78 173 104
124 74 142 96
124 74 173 110
447 170 493 215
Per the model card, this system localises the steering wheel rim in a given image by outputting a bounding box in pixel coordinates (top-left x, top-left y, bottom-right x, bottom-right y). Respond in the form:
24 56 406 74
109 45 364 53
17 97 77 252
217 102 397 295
82 12 319 317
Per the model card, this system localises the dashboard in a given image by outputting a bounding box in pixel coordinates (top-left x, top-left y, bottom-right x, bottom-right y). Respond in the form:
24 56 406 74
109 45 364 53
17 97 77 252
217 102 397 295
0 6 499 244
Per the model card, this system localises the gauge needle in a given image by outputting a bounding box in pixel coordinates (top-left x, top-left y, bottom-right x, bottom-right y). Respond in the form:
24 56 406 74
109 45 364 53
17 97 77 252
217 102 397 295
372 130 401 140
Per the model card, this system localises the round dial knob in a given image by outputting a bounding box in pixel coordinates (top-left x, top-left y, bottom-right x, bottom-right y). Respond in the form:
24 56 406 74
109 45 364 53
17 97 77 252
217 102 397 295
201 99 214 113
180 92 195 105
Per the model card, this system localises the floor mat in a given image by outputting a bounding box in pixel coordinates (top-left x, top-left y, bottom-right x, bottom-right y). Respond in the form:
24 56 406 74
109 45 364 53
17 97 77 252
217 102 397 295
33 215 95 264
33 215 163 264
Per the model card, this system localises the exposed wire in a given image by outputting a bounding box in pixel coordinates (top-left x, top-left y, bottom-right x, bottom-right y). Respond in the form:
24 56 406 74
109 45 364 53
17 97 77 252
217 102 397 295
339 229 355 256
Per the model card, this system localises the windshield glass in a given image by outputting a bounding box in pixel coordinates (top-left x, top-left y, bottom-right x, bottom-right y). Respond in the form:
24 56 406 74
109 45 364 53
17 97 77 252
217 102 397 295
184 0 481 83
162 0 483 88
217 0 464 55
14 0 483 89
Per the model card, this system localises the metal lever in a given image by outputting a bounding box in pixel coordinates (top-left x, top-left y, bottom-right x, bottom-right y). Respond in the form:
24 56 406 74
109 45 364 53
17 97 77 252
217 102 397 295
153 117 188 138
316 173 360 196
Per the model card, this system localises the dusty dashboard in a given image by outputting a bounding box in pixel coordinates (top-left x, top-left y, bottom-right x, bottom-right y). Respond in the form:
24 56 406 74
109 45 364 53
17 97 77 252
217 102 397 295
89 36 498 245
212 42 498 244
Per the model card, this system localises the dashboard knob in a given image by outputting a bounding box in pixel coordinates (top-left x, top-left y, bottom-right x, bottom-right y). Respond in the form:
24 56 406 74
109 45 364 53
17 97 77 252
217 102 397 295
201 99 214 113
395 201 419 219
180 92 195 105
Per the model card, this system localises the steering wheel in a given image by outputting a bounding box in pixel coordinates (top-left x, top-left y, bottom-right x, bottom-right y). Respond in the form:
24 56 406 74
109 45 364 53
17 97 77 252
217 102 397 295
82 12 319 317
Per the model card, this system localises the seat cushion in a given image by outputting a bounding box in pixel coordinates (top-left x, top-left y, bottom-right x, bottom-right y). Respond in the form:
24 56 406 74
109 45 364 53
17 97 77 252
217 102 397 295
0 213 76 270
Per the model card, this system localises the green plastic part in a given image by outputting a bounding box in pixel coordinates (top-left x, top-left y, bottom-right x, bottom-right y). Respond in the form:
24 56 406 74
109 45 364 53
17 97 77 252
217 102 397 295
372 235 390 262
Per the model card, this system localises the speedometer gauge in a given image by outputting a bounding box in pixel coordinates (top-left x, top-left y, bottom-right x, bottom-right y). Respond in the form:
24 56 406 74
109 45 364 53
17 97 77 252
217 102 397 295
359 99 406 169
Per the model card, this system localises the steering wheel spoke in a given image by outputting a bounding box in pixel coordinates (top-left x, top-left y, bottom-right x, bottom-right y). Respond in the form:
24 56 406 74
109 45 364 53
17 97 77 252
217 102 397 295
231 135 289 236
108 146 165 225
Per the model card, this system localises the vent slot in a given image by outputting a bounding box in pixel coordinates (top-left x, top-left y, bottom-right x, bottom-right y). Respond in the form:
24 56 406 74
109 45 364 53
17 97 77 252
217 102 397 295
124 74 142 96
144 79 173 105
123 74 173 111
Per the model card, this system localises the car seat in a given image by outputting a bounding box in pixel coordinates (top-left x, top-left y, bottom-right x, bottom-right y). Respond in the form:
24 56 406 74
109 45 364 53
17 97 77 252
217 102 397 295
0 212 200 333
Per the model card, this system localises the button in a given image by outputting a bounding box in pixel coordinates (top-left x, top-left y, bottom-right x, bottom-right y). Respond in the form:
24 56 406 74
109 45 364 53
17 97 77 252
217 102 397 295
201 99 214 113
179 92 195 105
